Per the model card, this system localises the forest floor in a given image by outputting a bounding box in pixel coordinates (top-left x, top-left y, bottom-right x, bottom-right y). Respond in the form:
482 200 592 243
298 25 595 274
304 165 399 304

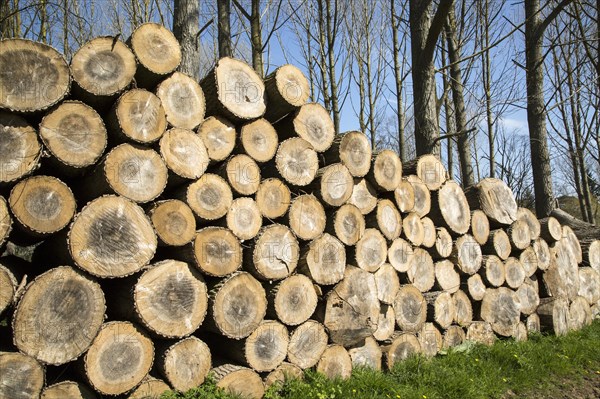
163 320 600 399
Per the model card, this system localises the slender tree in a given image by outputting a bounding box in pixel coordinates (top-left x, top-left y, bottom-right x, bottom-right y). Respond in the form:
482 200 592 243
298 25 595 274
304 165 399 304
218 0 233 57
173 0 200 79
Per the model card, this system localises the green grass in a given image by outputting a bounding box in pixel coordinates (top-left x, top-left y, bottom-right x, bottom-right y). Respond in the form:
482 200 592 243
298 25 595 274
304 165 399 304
162 320 600 399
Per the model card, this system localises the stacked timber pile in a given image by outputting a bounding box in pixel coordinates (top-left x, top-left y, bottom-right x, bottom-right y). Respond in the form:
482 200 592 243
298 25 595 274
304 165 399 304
0 24 599 399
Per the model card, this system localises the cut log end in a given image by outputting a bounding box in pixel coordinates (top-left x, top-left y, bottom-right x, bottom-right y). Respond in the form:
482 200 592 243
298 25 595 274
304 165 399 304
196 116 236 162
394 178 416 213
347 178 378 215
288 194 326 241
388 238 414 273
240 118 278 163
480 287 521 337
252 224 299 281
159 128 209 180
111 89 167 143
264 363 304 389
270 274 317 326
211 364 265 399
41 381 96 399
406 175 431 216
0 352 45 399
243 320 289 372
129 23 181 81
353 228 387 272
384 333 421 369
287 320 328 369
315 163 354 207
148 199 196 246
264 64 310 122
255 178 291 219
329 203 365 246
453 290 473 327
403 155 447 191
465 178 518 225
431 180 471 235
403 212 424 246
186 173 233 221
374 264 400 304
300 233 346 285
471 210 490 245
316 345 353 380
434 260 460 294
368 150 402 191
127 376 171 399
194 226 242 276
408 248 435 293
0 113 41 184
226 197 262 240
337 131 372 177
275 138 319 186
348 336 382 371
160 337 211 392
393 285 426 333
225 154 261 196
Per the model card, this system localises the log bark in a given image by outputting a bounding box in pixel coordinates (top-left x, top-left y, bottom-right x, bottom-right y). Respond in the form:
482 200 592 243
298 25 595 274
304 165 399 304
308 163 354 207
298 233 346 285
581 240 600 273
70 37 137 109
0 39 70 112
263 64 310 122
348 336 382 371
157 337 211 392
326 203 365 246
316 345 352 380
0 352 45 399
347 178 378 215
464 178 518 225
41 381 96 399
128 23 182 89
159 128 209 183
388 237 414 273
405 175 431 216
394 178 416 213
480 287 521 337
267 274 318 326
382 333 421 369
429 180 471 235
39 101 107 174
402 155 447 191
366 150 403 192
482 229 511 260
239 118 279 163
403 212 424 246
322 131 372 177
182 173 233 221
537 297 570 336
393 284 427 333
451 234 482 275
83 321 154 396
275 103 335 152
200 57 266 122
147 199 196 247
470 210 490 245
247 224 300 281
196 116 236 162
127 376 170 399
287 320 328 369
211 364 264 399
374 264 400 304
255 178 291 220
273 138 319 187
434 260 460 293
453 290 473 327
0 113 41 185
287 194 326 241
349 228 387 272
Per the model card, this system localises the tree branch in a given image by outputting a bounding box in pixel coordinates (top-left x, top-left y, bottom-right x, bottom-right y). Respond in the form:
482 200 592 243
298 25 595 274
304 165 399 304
534 0 574 41
231 0 251 21
423 0 453 63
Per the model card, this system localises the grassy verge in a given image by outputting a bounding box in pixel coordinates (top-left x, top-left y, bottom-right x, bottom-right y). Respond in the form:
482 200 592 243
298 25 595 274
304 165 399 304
162 320 600 399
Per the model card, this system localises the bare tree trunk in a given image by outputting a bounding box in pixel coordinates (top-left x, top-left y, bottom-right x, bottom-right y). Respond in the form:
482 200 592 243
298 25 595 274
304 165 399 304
324 0 340 134
391 0 407 161
444 7 474 187
173 0 200 80
218 0 232 58
441 33 455 178
250 0 264 77
480 0 495 178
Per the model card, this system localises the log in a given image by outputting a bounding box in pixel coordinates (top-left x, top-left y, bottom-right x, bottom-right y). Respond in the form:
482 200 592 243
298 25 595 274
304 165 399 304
442 325 466 349
507 219 531 251
539 216 562 243
316 345 352 380
382 333 421 369
405 175 431 216
532 237 552 271
514 322 528 342
326 203 365 246
226 197 262 240
562 225 583 263
67 195 157 278
275 103 335 152
0 39 70 112
322 131 372 177
582 239 600 273
374 264 400 304
470 210 490 245
434 260 460 293
569 296 592 330
0 112 41 185
267 274 318 326
159 128 209 183
480 287 521 337
127 22 181 88
373 304 395 341
591 304 600 319
12 266 105 365
0 262 19 315
127 376 170 399
551 207 600 240
519 246 539 277
517 207 541 240
263 64 310 122
107 88 167 144
537 297 570 336
211 364 264 399
548 239 580 300
464 178 518 225
41 381 96 399
239 118 279 163
388 237 414 273
402 212 424 246
365 199 402 241
0 352 45 399
466 322 496 346
349 228 387 272
255 178 291 219
264 363 304 388
578 267 600 305
421 217 436 248
427 291 456 329
147 199 196 246
200 57 266 122
196 116 236 162
39 101 107 174
323 266 379 347
451 234 483 275
418 323 442 357
273 137 319 186
220 154 261 196
119 260 207 338
8 175 75 242
402 155 447 191
0 196 11 252
287 320 328 369
348 336 382 370
516 278 540 315
83 321 154 396
482 229 511 260
155 71 206 130
70 37 137 108
504 257 526 289
156 337 211 392
82 143 168 203
299 233 346 285
366 150 403 192
479 255 505 287
432 227 453 259
347 178 378 215
207 272 267 339
453 291 475 327
183 173 233 221
407 248 435 292
466 274 487 301
526 313 541 334
308 163 354 207
287 194 326 240
429 180 471 235
393 285 426 333
394 178 416 213
249 224 300 281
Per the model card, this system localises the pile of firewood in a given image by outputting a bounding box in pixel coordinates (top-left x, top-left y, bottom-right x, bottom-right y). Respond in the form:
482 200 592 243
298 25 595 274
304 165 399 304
1 23 599 399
